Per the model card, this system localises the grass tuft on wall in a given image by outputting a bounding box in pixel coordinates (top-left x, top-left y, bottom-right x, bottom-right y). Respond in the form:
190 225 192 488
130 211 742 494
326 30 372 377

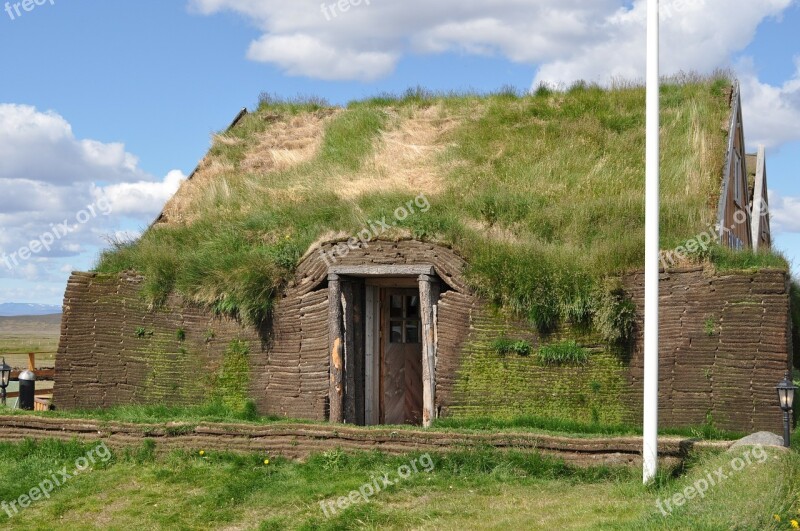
536 341 590 367
491 338 533 357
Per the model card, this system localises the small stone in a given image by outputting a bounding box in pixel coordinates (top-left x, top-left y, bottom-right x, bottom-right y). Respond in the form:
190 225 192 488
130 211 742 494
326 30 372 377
728 431 786 451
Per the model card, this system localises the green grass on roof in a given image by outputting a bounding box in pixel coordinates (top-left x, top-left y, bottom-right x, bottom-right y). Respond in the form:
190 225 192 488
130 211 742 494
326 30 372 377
96 75 787 334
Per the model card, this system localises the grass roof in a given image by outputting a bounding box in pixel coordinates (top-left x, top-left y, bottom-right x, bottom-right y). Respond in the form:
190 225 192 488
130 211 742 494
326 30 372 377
96 76 786 336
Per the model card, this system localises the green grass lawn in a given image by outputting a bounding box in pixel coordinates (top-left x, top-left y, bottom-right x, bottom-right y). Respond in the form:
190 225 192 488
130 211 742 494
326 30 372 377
0 438 797 530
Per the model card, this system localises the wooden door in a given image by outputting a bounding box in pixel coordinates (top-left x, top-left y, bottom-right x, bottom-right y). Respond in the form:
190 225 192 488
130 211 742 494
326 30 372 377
381 289 423 425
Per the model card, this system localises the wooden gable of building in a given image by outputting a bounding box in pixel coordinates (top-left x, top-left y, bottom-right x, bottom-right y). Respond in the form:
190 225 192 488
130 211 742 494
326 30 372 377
750 145 772 251
716 83 753 250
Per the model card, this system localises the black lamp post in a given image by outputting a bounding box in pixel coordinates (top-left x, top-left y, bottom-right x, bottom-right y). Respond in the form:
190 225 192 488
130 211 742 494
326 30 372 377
0 358 11 407
776 371 797 448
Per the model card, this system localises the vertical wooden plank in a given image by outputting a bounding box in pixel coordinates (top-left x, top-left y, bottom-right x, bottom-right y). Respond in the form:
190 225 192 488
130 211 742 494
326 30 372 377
353 281 365 426
382 290 405 425
373 290 382 423
433 304 439 361
404 345 423 425
379 288 385 424
418 275 437 427
364 286 377 425
364 286 374 425
328 274 344 423
342 281 356 423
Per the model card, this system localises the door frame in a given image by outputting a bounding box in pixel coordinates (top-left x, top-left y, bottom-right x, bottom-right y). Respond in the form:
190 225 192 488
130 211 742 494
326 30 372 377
327 265 440 427
364 284 380 425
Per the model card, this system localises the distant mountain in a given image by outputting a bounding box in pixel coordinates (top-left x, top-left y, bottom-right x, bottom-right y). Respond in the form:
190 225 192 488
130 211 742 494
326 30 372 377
0 303 61 317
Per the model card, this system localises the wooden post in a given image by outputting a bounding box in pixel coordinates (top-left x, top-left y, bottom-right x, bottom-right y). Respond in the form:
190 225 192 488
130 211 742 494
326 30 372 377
328 274 344 423
364 286 379 425
418 275 438 427
342 281 356 423
28 352 36 371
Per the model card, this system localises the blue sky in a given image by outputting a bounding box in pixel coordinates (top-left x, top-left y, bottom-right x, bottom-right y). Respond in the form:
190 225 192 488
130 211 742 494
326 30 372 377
1 0 799 305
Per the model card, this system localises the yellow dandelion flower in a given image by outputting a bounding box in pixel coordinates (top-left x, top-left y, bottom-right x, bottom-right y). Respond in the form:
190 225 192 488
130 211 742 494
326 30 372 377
774 514 781 522
791 520 799 529
264 459 270 465
199 450 205 456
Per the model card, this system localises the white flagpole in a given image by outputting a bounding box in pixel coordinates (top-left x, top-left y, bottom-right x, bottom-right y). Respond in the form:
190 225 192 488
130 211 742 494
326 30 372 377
643 0 660 484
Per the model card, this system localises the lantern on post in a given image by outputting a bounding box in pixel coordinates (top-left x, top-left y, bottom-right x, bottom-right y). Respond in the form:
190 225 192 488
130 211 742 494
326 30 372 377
776 371 797 448
0 358 11 406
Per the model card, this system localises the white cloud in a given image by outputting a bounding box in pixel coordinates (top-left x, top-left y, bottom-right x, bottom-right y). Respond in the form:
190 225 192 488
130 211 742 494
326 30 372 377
532 0 792 87
18 263 39 282
0 178 66 214
769 191 800 235
0 104 147 184
92 170 186 216
61 244 82 254
189 0 791 84
0 105 185 280
738 56 800 150
189 0 624 81
247 33 397 81
0 282 64 304
111 230 142 243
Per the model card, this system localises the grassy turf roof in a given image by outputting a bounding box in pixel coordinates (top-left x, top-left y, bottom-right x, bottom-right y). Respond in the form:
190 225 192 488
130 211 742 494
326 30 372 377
96 76 786 335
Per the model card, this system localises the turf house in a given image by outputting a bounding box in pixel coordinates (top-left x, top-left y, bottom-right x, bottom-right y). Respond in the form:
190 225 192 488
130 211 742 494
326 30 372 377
54 77 796 434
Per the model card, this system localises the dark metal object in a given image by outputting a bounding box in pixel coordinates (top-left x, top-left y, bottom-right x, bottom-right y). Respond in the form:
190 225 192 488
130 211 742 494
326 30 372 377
776 371 797 448
0 358 11 406
18 369 36 411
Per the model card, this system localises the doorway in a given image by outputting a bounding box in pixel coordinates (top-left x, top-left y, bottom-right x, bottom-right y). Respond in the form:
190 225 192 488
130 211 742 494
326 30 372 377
327 265 439 427
381 289 423 425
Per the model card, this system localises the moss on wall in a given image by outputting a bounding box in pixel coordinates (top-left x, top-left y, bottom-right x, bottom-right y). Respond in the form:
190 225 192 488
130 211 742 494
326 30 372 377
134 317 208 404
210 339 251 412
139 347 199 403
55 272 264 411
450 310 628 424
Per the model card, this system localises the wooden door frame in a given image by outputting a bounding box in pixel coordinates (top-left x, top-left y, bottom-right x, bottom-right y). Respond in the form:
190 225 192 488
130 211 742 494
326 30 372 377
364 284 381 425
327 265 440 427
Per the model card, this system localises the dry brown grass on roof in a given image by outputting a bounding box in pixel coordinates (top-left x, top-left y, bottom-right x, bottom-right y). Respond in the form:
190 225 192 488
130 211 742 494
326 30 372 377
158 110 339 226
159 157 236 225
331 104 466 200
240 110 340 174
156 102 474 227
